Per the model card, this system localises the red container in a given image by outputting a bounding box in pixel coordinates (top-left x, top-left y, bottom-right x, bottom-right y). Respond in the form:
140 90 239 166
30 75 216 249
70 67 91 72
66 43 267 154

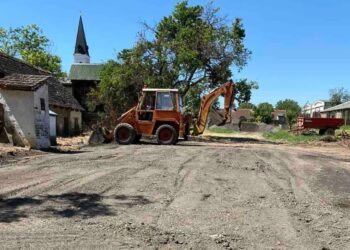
297 117 344 129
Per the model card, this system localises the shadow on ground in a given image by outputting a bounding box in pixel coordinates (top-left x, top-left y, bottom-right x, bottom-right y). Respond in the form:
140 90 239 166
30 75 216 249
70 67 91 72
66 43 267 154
0 192 152 223
42 147 89 154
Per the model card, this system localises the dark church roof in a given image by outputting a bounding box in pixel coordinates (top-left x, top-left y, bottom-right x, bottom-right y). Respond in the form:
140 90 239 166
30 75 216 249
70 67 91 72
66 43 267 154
0 73 50 91
74 16 89 56
69 63 103 81
47 78 84 111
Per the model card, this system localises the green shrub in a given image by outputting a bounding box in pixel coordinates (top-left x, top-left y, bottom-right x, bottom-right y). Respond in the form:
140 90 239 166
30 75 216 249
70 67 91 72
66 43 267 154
336 125 350 136
263 130 320 143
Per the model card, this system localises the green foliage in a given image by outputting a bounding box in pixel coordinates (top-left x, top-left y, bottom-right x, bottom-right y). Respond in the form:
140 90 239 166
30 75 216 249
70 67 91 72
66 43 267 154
275 99 301 129
329 87 350 106
0 24 64 77
91 59 143 116
336 125 350 136
263 131 320 143
93 1 251 117
255 115 262 123
183 82 206 114
341 125 350 131
253 102 274 124
234 79 258 106
239 102 255 109
207 127 235 134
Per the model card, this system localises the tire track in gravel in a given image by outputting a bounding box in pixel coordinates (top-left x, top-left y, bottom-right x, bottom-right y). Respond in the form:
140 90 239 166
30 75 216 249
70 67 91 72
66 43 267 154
253 149 350 249
153 148 205 225
252 150 317 248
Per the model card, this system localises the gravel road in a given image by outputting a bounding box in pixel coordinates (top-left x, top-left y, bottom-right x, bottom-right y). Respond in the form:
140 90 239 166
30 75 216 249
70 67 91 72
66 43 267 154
0 141 350 249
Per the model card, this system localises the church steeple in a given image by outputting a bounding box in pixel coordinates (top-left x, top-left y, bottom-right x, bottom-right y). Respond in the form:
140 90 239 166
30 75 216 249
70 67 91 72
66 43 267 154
74 16 90 63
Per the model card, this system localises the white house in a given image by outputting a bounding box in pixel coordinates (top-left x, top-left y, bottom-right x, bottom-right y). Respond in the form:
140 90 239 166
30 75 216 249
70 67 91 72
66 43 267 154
301 100 332 118
0 73 51 149
0 51 83 148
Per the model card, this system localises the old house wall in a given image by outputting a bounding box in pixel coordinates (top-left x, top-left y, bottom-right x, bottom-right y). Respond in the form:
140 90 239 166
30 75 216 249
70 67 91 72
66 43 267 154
0 85 50 149
50 106 70 137
0 89 35 147
33 84 50 148
50 106 82 137
70 110 82 135
49 113 57 145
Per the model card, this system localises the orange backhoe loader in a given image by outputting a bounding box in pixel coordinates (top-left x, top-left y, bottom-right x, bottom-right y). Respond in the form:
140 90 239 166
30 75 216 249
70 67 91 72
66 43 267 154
112 80 235 145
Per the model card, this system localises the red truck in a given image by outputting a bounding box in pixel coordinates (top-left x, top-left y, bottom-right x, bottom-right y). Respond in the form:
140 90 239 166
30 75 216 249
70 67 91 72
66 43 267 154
296 117 344 135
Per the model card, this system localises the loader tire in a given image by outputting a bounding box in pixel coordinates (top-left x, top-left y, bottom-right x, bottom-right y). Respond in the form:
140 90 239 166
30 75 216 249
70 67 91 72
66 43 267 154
114 123 135 145
156 124 178 145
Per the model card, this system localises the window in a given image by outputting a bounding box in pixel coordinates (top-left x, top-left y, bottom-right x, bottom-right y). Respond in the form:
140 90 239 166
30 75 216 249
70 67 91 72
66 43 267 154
40 98 45 111
156 92 176 110
140 92 156 110
139 91 156 121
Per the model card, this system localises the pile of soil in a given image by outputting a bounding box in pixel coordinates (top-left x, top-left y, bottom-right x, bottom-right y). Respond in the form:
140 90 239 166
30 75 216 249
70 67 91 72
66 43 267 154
0 145 43 165
56 133 90 150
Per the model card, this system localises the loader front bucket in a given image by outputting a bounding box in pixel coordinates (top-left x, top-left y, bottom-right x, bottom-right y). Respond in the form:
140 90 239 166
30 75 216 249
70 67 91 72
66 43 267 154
88 127 114 144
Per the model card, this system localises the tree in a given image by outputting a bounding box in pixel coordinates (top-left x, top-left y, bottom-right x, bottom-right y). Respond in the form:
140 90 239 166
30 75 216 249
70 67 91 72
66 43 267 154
253 102 274 124
275 99 301 129
234 79 258 106
0 24 65 77
329 87 350 106
92 1 251 117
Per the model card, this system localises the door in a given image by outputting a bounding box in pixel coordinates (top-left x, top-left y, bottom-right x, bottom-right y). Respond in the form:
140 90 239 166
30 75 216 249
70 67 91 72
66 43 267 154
64 117 69 136
137 91 156 134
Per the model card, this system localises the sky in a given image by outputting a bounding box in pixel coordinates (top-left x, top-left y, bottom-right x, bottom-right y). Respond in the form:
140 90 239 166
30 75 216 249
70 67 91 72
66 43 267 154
1 0 350 106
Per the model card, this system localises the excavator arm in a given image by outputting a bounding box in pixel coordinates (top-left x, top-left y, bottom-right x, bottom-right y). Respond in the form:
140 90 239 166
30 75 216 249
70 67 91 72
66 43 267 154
192 80 235 135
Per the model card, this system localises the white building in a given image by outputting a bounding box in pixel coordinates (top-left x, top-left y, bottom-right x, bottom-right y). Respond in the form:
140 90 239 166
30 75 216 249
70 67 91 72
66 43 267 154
0 73 51 149
301 100 332 118
0 51 83 147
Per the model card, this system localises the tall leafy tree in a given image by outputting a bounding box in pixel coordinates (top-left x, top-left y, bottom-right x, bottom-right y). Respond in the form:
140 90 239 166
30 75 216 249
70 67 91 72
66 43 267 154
234 79 258 106
275 99 301 129
329 87 350 106
93 1 251 117
0 24 65 77
253 102 274 124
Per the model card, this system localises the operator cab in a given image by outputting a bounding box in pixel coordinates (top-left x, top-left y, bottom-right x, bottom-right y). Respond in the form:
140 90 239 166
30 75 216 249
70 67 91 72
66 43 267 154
138 88 180 121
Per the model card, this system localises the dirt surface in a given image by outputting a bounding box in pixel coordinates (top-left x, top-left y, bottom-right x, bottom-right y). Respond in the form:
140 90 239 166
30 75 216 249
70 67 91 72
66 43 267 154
0 145 44 166
0 140 350 249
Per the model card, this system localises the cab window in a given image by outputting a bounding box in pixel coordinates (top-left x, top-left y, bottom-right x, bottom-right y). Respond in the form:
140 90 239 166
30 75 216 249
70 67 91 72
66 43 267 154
140 92 156 110
156 92 176 110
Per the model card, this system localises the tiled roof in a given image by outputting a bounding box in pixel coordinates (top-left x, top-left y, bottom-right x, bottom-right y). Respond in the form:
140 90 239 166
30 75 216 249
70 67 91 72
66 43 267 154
0 52 83 111
0 52 51 75
47 78 84 111
0 73 50 91
68 63 103 81
322 101 350 112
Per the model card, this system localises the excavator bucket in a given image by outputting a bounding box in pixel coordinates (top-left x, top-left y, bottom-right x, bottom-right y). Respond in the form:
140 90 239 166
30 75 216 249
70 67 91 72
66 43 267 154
209 107 228 126
88 127 114 144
